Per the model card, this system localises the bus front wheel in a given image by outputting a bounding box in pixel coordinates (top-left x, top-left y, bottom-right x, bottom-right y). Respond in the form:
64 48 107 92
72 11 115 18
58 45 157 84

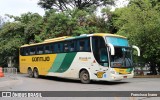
80 70 90 84
28 68 33 78
33 68 39 78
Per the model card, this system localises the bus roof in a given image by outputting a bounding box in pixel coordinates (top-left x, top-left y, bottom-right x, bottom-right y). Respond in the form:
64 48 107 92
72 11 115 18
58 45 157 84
92 33 127 38
20 33 127 47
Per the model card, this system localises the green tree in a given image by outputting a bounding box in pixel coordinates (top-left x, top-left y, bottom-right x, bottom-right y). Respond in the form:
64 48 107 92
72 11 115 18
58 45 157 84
0 22 25 66
7 13 43 43
38 9 111 39
38 0 115 12
0 13 43 67
38 9 76 39
112 0 160 66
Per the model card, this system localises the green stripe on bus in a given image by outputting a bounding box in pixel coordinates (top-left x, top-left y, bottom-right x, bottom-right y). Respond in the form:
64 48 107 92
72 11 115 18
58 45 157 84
56 52 77 73
126 68 133 72
49 53 67 72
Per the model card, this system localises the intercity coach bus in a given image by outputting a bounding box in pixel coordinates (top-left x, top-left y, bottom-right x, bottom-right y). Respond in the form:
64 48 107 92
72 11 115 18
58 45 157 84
19 33 140 83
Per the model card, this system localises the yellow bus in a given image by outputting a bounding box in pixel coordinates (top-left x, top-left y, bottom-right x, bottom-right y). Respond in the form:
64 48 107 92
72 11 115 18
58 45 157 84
19 33 140 83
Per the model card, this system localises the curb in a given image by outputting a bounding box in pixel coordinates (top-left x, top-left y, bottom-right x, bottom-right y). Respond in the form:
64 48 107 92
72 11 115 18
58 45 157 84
134 75 160 78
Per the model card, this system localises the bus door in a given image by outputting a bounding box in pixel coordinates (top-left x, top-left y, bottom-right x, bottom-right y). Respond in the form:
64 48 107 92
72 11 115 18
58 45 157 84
92 36 109 67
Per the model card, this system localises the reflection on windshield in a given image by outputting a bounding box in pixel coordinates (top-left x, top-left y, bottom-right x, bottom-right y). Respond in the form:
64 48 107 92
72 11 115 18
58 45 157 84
111 47 132 67
106 37 129 47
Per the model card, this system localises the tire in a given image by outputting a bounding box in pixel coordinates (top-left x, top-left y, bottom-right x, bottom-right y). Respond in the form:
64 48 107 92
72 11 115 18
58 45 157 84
80 70 90 84
28 68 33 78
33 68 39 78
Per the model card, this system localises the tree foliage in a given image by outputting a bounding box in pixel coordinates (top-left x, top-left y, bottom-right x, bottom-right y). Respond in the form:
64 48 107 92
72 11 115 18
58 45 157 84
36 9 111 40
0 13 43 66
38 0 115 12
112 0 160 66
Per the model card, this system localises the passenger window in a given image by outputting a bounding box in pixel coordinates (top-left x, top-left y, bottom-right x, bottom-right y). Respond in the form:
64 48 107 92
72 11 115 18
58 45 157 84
54 43 63 53
30 47 36 55
45 45 51 54
20 48 24 56
85 39 90 51
70 40 76 52
59 43 63 52
64 42 69 52
79 40 85 51
37 46 44 54
25 48 29 55
77 38 90 52
50 44 54 53
54 44 58 53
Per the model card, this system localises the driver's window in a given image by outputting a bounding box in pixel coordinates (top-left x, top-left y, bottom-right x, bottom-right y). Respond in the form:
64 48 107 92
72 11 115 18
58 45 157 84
100 48 108 62
100 48 109 67
92 36 109 67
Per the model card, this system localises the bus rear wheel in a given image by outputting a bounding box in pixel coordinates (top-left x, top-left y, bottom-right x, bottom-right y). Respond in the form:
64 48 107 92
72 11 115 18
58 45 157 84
80 70 90 84
33 68 39 78
28 68 33 78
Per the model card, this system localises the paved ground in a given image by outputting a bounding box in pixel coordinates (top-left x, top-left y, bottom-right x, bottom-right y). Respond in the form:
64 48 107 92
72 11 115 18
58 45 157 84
0 73 160 100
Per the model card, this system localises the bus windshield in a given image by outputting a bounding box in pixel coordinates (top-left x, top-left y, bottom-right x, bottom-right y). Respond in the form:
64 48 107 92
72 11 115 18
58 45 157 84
111 47 132 68
106 36 129 47
105 37 133 68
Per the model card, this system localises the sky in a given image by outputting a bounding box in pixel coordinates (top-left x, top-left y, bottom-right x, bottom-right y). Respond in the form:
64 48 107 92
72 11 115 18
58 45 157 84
0 0 128 17
0 0 45 17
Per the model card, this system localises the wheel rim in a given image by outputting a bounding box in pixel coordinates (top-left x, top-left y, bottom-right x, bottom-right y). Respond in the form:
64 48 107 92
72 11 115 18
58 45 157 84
28 69 32 77
82 73 89 81
34 70 38 77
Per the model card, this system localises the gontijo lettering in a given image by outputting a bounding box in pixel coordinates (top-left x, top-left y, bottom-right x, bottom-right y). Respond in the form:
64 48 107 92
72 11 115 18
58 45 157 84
32 56 50 62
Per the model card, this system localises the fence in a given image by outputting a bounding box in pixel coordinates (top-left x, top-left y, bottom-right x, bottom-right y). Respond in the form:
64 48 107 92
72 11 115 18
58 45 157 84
134 65 160 75
2 67 17 77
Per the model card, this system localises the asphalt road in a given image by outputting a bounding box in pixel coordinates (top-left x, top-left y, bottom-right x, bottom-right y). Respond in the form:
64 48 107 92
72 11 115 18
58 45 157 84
0 74 160 100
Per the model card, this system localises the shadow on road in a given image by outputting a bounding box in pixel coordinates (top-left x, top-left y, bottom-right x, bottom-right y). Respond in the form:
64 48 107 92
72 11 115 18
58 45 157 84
35 75 129 85
91 81 129 85
21 73 129 85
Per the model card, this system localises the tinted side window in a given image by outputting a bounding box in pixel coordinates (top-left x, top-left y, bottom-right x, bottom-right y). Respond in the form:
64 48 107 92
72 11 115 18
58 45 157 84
59 43 63 52
44 45 51 54
50 44 54 53
63 40 76 52
25 48 29 55
20 48 25 56
64 42 69 52
30 47 36 55
54 43 63 53
37 46 44 54
79 40 85 51
92 36 108 67
21 47 29 56
85 38 90 51
77 38 90 52
70 40 76 52
92 37 99 62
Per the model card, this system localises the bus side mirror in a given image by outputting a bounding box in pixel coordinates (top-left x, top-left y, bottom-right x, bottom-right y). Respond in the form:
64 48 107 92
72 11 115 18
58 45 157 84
132 45 140 56
108 43 115 55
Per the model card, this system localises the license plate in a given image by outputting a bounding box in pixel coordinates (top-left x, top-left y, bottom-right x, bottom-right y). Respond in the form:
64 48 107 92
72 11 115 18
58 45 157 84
123 76 127 78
